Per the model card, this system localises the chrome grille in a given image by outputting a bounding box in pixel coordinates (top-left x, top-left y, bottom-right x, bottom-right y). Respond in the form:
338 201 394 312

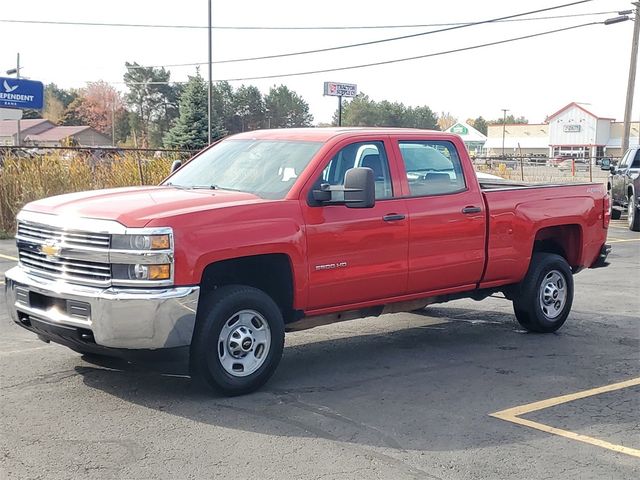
16 220 111 286
17 221 110 248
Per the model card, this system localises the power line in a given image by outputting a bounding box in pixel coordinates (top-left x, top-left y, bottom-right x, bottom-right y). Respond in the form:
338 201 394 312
124 0 597 69
0 9 619 30
111 21 605 85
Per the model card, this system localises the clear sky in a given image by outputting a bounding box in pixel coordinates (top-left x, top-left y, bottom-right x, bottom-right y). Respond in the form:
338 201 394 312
0 0 637 125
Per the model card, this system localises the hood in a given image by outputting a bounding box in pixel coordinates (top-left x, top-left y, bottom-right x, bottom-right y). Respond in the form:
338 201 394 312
23 186 265 227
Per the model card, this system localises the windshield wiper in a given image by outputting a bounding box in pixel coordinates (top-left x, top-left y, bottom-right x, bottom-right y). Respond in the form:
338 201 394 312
165 183 218 190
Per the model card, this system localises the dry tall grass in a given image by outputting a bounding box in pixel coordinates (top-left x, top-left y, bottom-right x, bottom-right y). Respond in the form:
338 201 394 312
0 151 182 236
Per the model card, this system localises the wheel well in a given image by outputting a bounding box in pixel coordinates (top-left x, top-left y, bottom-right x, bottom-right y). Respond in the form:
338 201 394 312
200 254 295 322
532 225 582 269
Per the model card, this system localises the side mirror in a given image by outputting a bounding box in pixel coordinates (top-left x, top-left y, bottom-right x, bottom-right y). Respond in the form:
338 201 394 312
170 160 182 174
600 158 611 171
344 167 375 208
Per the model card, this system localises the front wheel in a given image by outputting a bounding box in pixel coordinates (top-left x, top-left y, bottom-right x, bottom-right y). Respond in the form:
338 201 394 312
628 194 640 231
191 285 285 396
610 195 621 220
513 253 574 333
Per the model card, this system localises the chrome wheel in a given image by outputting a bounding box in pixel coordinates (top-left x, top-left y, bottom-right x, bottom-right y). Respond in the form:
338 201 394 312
538 270 567 319
217 309 271 377
629 196 635 229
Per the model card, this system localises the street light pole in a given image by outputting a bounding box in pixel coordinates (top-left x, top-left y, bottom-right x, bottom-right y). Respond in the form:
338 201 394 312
501 108 508 159
622 2 640 153
207 0 213 144
16 53 21 146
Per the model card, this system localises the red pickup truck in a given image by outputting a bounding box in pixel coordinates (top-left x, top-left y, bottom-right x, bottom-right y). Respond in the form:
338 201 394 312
4 128 611 395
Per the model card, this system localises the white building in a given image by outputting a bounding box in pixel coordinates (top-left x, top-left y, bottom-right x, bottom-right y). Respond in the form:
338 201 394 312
445 122 487 155
484 102 640 159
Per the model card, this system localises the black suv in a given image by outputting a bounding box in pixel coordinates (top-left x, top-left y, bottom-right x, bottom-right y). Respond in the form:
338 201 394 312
602 147 640 231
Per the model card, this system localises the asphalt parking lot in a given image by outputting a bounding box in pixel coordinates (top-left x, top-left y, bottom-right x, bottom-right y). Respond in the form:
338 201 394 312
1 219 638 480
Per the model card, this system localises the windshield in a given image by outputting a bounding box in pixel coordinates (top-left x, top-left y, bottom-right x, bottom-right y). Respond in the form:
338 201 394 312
164 139 323 199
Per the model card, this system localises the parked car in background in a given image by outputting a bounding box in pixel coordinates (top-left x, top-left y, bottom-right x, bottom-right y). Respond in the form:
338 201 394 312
602 147 640 231
558 158 589 173
547 155 570 167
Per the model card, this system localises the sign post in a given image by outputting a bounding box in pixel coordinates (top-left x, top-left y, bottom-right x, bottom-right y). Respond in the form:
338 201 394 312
323 82 357 127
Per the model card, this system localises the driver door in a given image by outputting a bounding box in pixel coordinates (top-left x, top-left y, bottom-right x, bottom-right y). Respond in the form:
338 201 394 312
301 137 409 311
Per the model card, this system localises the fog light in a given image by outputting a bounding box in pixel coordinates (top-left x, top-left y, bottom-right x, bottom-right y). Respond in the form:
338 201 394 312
148 264 171 280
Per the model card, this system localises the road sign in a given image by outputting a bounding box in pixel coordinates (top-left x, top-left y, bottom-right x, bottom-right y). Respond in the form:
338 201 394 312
450 124 469 135
0 107 23 120
0 77 44 109
323 82 357 97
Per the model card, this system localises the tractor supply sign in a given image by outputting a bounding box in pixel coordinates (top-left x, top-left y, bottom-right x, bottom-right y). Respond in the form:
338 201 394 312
0 77 44 109
324 82 357 97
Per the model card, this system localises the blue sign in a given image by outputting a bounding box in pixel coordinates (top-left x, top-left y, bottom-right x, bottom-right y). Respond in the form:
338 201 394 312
0 77 44 110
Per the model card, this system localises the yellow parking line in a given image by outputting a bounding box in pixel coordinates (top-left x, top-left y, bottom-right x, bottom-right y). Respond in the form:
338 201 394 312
490 377 640 458
0 253 18 261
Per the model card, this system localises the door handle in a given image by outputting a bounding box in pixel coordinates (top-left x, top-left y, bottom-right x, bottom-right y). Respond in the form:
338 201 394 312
462 206 482 214
382 213 406 222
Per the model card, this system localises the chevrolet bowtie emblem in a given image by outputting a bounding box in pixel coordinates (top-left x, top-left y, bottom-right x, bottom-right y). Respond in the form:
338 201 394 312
41 241 62 258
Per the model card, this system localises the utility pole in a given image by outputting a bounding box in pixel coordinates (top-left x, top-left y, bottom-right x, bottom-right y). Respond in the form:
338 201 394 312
111 102 116 147
207 0 213 144
16 53 21 146
622 2 640 153
501 108 508 159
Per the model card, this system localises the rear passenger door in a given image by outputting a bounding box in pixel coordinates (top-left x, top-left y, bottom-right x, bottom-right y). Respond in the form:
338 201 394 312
393 138 486 294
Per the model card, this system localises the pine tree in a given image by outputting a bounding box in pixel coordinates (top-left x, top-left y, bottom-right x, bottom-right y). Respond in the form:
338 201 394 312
164 73 225 149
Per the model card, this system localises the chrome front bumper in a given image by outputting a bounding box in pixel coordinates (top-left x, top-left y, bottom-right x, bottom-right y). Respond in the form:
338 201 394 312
4 266 199 350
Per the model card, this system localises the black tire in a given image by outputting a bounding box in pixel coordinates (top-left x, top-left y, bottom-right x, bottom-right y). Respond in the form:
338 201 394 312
610 206 622 220
628 194 640 231
512 253 574 333
190 285 285 396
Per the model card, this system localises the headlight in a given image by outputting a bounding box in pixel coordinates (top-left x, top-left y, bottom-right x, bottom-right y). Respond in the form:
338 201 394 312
112 264 171 281
111 234 171 250
110 228 174 286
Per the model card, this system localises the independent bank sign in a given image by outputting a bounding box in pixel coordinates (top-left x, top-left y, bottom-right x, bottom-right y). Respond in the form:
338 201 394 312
0 77 44 109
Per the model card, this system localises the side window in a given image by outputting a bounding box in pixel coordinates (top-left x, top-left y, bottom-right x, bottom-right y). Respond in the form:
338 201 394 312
618 150 631 169
398 141 466 196
319 141 393 199
631 150 640 169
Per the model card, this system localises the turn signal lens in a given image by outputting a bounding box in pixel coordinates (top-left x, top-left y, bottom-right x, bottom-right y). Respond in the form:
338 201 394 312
149 264 171 280
150 235 170 249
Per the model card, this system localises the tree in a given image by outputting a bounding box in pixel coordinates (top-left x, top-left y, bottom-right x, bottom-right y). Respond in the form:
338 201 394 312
488 114 528 125
234 85 264 132
124 62 179 147
43 90 65 123
405 106 439 130
468 116 488 135
164 73 225 150
264 85 313 128
333 94 379 126
73 81 124 137
212 81 236 133
437 112 457 131
60 96 87 126
334 93 438 129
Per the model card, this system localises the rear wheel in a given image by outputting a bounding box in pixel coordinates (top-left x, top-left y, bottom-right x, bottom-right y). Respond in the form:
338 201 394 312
628 194 640 231
191 285 285 395
513 253 573 333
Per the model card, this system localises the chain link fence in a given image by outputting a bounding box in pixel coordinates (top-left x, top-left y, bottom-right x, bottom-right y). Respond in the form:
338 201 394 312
0 146 197 236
